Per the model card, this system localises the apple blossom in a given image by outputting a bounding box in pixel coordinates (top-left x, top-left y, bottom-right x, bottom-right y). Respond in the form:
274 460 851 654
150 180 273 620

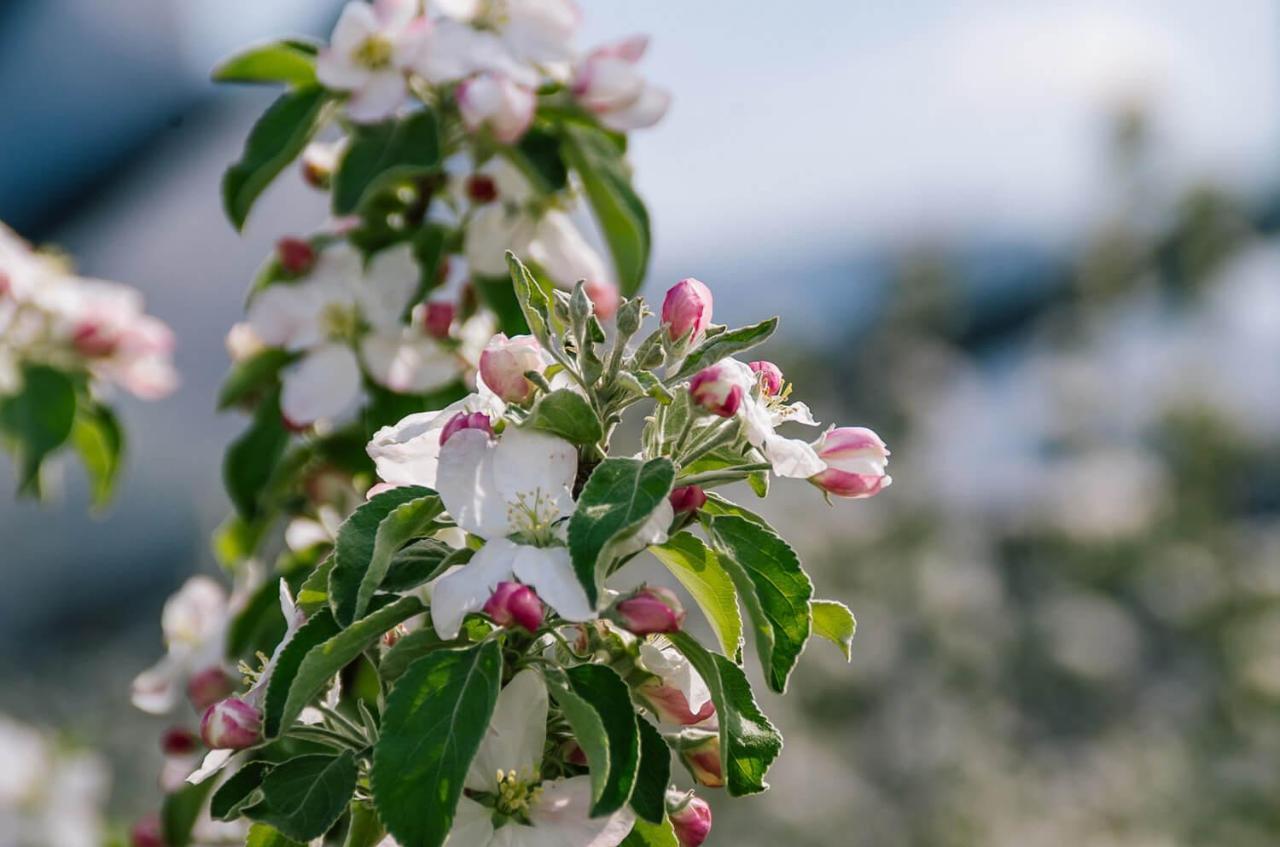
185 667 235 712
635 642 715 727
316 0 426 122
810 426 893 499
440 410 494 445
132 576 231 715
669 484 707 514
662 277 713 345
484 581 546 631
668 790 713 847
749 359 784 396
367 389 506 490
611 585 686 635
689 362 744 417
479 333 544 403
419 0 580 86
457 72 537 143
573 36 672 131
200 698 262 750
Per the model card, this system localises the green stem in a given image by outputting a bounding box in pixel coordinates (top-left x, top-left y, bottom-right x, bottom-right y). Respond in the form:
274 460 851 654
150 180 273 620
676 462 772 489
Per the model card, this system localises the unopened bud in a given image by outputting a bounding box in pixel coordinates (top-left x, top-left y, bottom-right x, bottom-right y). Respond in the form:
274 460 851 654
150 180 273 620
679 733 724 788
276 237 315 275
668 791 713 847
423 300 456 340
483 581 545 632
585 279 620 320
688 363 744 418
748 360 783 397
611 585 685 635
186 667 235 711
439 411 493 446
457 72 536 144
662 278 713 345
465 174 499 204
615 296 643 337
200 698 262 750
479 333 545 404
130 814 165 847
809 426 892 499
72 322 119 358
160 727 200 757
668 485 707 514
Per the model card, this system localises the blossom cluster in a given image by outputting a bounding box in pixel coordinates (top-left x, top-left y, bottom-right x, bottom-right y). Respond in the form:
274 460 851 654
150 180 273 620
137 261 889 847
0 222 176 499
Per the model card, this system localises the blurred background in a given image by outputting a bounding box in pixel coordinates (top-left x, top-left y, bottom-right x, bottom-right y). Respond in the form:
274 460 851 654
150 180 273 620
4 1 1280 844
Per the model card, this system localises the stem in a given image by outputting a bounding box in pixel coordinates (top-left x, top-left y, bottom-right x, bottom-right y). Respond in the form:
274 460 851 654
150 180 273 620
679 419 740 467
676 462 772 489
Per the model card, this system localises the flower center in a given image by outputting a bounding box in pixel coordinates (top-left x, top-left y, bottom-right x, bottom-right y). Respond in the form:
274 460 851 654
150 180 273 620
320 302 362 342
354 35 394 70
494 768 542 819
507 489 560 547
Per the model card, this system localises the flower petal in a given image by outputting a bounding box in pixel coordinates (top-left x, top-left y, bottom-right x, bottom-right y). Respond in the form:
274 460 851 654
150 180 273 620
511 545 594 622
467 668 548 791
528 211 611 289
760 433 827 479
355 243 419 328
437 429 514 538
600 85 671 131
429 537 517 639
280 344 363 426
446 796 497 847
361 330 461 394
527 776 636 847
130 656 181 715
346 70 408 123
367 391 505 487
492 427 578 522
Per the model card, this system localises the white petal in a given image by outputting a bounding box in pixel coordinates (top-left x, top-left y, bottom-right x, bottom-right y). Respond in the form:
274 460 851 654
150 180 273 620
466 204 536 277
280 344 363 426
367 392 505 487
609 498 673 559
361 330 461 394
329 2 380 53
600 85 671 131
502 0 580 65
316 51 373 90
467 668 548 791
186 750 234 785
528 212 611 289
778 400 819 427
245 283 327 351
347 71 408 123
761 433 826 479
356 243 420 328
511 545 594 621
437 429 515 538
446 796 497 847
429 538 517 639
492 428 577 521
130 657 181 714
527 776 635 847
638 642 711 715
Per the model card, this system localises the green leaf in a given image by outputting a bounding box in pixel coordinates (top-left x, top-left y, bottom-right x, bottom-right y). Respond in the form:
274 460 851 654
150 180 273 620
525 389 604 446
631 718 671 824
218 348 296 410
223 388 290 520
371 641 502 847
504 127 568 193
328 485 440 625
811 599 856 661
244 752 358 842
211 761 272 821
474 272 530 336
275 596 425 734
72 401 123 508
620 818 680 847
381 538 459 592
161 777 216 847
408 222 449 310
650 532 742 659
669 318 779 382
506 253 553 345
561 123 650 295
700 492 770 528
545 664 641 817
343 802 386 847
213 39 319 87
296 557 334 616
0 364 76 495
223 86 333 230
246 823 305 847
568 457 675 607
226 576 288 661
262 610 342 738
707 515 813 693
668 632 782 797
333 109 441 215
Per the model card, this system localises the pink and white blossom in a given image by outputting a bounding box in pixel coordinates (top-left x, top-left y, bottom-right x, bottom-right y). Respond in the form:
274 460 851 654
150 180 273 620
479 333 545 403
668 790 713 847
573 36 671 131
457 72 537 143
662 278 713 345
809 426 892 499
317 0 427 122
131 577 231 715
635 642 715 728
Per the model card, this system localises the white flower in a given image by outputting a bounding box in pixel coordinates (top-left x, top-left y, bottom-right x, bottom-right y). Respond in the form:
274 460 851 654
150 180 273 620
713 358 826 479
247 244 460 426
445 669 634 847
131 576 230 715
466 183 610 287
572 36 671 131
317 0 426 122
416 423 593 638
367 388 507 490
417 0 580 86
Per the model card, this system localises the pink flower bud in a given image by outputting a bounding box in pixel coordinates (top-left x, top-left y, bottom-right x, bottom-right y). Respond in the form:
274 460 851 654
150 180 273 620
561 739 588 766
748 360 784 396
668 485 707 514
439 411 493 446
662 278 713 344
186 666 235 711
423 301 456 339
668 791 713 847
585 279 620 320
200 698 262 750
276 237 315 275
613 586 686 635
479 333 544 403
457 72 536 144
483 581 545 632
637 679 716 726
680 734 724 788
809 426 892 499
689 364 743 418
130 814 165 847
160 727 200 757
72 321 120 358
465 174 499 204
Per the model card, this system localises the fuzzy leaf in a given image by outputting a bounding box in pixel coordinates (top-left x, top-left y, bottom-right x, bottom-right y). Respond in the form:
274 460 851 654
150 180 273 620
245 752 357 842
650 532 742 659
525 389 604 446
669 318 778 382
630 718 671 824
211 761 272 821
545 664 641 816
262 610 342 738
